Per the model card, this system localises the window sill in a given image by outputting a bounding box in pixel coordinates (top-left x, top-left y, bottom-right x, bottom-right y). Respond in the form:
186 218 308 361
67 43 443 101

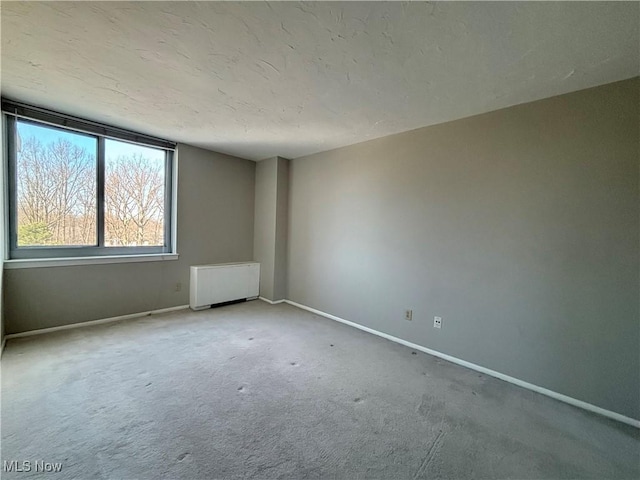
4 253 179 269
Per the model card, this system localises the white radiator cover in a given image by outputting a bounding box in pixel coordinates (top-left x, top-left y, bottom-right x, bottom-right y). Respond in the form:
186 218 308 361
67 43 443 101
190 262 260 311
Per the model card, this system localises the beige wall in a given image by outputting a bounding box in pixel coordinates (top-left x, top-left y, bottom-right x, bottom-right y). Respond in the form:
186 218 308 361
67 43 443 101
287 78 640 419
4 143 256 334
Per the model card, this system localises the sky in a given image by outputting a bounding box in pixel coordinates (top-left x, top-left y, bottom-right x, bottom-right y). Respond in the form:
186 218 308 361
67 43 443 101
17 120 165 162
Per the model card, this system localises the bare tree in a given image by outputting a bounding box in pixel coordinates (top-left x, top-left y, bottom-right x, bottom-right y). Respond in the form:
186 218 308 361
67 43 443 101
16 134 165 248
105 154 164 247
16 136 95 245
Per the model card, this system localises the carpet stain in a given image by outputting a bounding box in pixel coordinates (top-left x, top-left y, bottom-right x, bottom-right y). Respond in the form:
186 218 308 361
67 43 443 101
412 352 417 355
290 362 298 366
249 338 254 341
354 397 362 403
145 382 152 387
177 452 190 462
417 394 435 417
238 386 245 392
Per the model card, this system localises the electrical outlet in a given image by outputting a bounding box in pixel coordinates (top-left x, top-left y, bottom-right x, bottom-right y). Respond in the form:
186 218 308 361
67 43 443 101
434 316 442 329
405 309 413 321
175 282 182 292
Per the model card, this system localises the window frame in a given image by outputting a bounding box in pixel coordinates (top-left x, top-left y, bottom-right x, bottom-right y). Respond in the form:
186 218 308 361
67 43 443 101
3 100 176 260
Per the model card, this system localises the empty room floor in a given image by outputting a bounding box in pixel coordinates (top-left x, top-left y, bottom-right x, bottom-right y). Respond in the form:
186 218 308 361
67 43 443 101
2 301 638 479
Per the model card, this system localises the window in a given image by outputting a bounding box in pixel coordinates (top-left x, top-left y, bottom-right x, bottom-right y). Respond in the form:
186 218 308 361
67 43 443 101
3 100 175 260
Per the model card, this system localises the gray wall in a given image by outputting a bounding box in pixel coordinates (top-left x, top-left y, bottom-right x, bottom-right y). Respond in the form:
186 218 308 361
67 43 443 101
287 78 639 420
253 156 289 301
4 143 255 334
254 158 278 300
273 157 289 301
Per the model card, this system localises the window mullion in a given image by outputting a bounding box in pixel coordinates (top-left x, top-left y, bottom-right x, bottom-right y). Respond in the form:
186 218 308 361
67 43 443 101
7 116 18 254
164 151 172 251
97 136 105 247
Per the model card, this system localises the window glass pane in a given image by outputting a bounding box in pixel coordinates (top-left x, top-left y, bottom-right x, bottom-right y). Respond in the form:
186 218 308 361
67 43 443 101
15 120 97 246
104 139 166 247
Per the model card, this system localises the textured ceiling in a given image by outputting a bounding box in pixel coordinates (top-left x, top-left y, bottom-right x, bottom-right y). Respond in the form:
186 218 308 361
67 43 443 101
1 2 638 161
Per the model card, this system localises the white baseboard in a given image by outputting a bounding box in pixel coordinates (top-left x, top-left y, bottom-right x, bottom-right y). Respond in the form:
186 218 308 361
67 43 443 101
284 299 640 429
4 305 189 340
259 296 285 305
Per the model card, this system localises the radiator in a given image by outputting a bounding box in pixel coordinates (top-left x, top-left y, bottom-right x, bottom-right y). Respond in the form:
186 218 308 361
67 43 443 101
189 262 260 311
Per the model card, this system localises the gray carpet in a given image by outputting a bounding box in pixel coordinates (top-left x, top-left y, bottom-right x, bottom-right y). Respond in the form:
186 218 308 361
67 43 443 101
1 300 638 479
